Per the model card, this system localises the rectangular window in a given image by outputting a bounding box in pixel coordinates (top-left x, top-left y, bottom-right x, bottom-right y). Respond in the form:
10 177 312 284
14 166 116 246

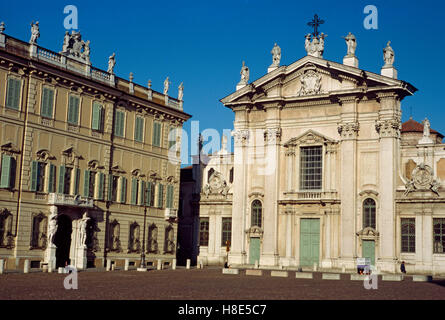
89 171 96 198
120 176 127 203
63 167 72 195
47 164 56 193
300 146 323 190
134 116 144 142
0 154 16 189
41 87 54 118
433 218 445 254
111 175 119 202
199 218 209 246
168 128 176 149
91 102 104 132
221 217 232 247
31 161 46 192
67 95 80 125
114 110 125 137
6 78 21 110
401 218 415 253
152 121 162 147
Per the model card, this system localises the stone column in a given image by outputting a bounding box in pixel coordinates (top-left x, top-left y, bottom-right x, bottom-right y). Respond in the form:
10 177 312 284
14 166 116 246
375 94 400 273
415 211 423 273
422 210 433 273
261 127 281 266
0 259 4 274
337 97 359 269
229 129 249 265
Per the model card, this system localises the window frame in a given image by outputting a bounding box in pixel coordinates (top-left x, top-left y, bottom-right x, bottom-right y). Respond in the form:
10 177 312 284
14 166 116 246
91 101 104 132
433 218 445 254
251 200 263 228
134 115 145 143
299 145 323 191
5 76 22 110
401 218 415 253
67 94 81 125
199 218 209 247
221 217 232 247
363 198 376 229
40 86 55 119
114 109 126 138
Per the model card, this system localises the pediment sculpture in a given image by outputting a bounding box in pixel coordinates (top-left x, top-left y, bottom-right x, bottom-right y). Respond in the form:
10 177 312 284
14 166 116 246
404 163 441 196
203 171 230 198
356 227 379 238
298 66 322 96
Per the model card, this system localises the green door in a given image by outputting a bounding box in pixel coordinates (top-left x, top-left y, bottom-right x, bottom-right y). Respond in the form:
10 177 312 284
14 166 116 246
249 238 261 265
299 218 320 267
362 240 375 266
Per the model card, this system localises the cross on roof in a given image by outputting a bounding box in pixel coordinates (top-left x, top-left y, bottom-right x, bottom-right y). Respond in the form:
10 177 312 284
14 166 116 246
307 14 325 37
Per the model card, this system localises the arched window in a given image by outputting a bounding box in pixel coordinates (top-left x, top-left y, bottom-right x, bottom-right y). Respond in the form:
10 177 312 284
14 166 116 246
251 200 262 228
363 198 376 229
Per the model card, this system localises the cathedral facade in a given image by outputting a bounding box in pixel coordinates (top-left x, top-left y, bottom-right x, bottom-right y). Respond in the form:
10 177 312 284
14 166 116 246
196 31 445 275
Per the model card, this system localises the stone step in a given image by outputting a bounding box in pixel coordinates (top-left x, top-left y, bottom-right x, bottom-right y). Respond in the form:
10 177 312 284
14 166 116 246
322 273 340 280
222 268 239 275
382 274 403 281
245 269 263 276
271 270 288 277
412 275 433 282
295 272 313 279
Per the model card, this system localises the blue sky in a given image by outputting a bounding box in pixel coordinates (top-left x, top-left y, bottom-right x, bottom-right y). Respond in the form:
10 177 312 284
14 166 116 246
3 0 445 164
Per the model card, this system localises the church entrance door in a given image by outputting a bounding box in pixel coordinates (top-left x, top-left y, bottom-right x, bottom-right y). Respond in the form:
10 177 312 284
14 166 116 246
249 237 261 265
54 214 72 268
299 218 320 267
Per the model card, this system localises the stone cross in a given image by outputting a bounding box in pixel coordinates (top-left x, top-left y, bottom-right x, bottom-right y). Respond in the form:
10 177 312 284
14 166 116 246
307 14 324 37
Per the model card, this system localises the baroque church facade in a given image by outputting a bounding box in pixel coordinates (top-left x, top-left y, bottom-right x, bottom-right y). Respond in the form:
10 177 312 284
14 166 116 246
0 23 190 271
193 29 445 275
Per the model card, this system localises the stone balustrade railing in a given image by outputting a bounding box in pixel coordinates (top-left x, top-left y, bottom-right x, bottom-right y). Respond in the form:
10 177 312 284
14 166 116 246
164 208 178 220
284 191 338 200
47 193 94 208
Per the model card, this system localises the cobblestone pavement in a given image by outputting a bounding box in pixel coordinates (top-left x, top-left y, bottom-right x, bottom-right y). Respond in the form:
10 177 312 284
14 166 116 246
0 268 444 300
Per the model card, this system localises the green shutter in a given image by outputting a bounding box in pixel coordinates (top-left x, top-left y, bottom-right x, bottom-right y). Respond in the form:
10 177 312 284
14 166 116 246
97 172 104 200
167 185 174 208
92 102 102 131
115 110 125 137
146 182 152 206
135 117 143 142
57 165 65 194
130 178 138 205
6 78 20 110
0 155 12 188
152 122 159 146
30 160 38 191
68 96 79 124
48 164 56 193
74 168 80 195
83 170 90 197
41 88 54 118
157 183 164 208
139 181 146 205
107 174 113 201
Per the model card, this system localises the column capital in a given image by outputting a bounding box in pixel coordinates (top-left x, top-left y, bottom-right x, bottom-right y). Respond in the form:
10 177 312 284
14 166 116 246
337 122 359 139
232 129 250 146
375 118 401 138
263 127 281 144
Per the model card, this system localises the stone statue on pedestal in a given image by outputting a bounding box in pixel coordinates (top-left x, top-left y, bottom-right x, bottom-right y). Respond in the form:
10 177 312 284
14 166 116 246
240 61 249 84
178 82 184 101
383 41 395 66
79 213 90 247
271 43 281 67
164 77 170 95
304 33 326 58
422 118 430 138
343 32 356 56
107 53 116 74
62 31 70 52
48 214 58 246
60 31 91 64
30 21 40 44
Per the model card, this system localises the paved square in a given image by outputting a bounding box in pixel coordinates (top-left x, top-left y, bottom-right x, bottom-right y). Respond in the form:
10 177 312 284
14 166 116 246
0 268 444 300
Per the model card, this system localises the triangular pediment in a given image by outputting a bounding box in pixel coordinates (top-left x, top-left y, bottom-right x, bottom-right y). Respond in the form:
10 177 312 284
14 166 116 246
221 55 416 107
284 129 336 147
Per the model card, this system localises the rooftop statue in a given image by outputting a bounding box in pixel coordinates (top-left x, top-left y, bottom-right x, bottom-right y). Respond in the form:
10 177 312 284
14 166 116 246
271 43 281 67
60 30 91 64
107 53 116 74
30 21 40 44
343 32 357 56
164 77 171 95
383 41 395 66
239 61 249 84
